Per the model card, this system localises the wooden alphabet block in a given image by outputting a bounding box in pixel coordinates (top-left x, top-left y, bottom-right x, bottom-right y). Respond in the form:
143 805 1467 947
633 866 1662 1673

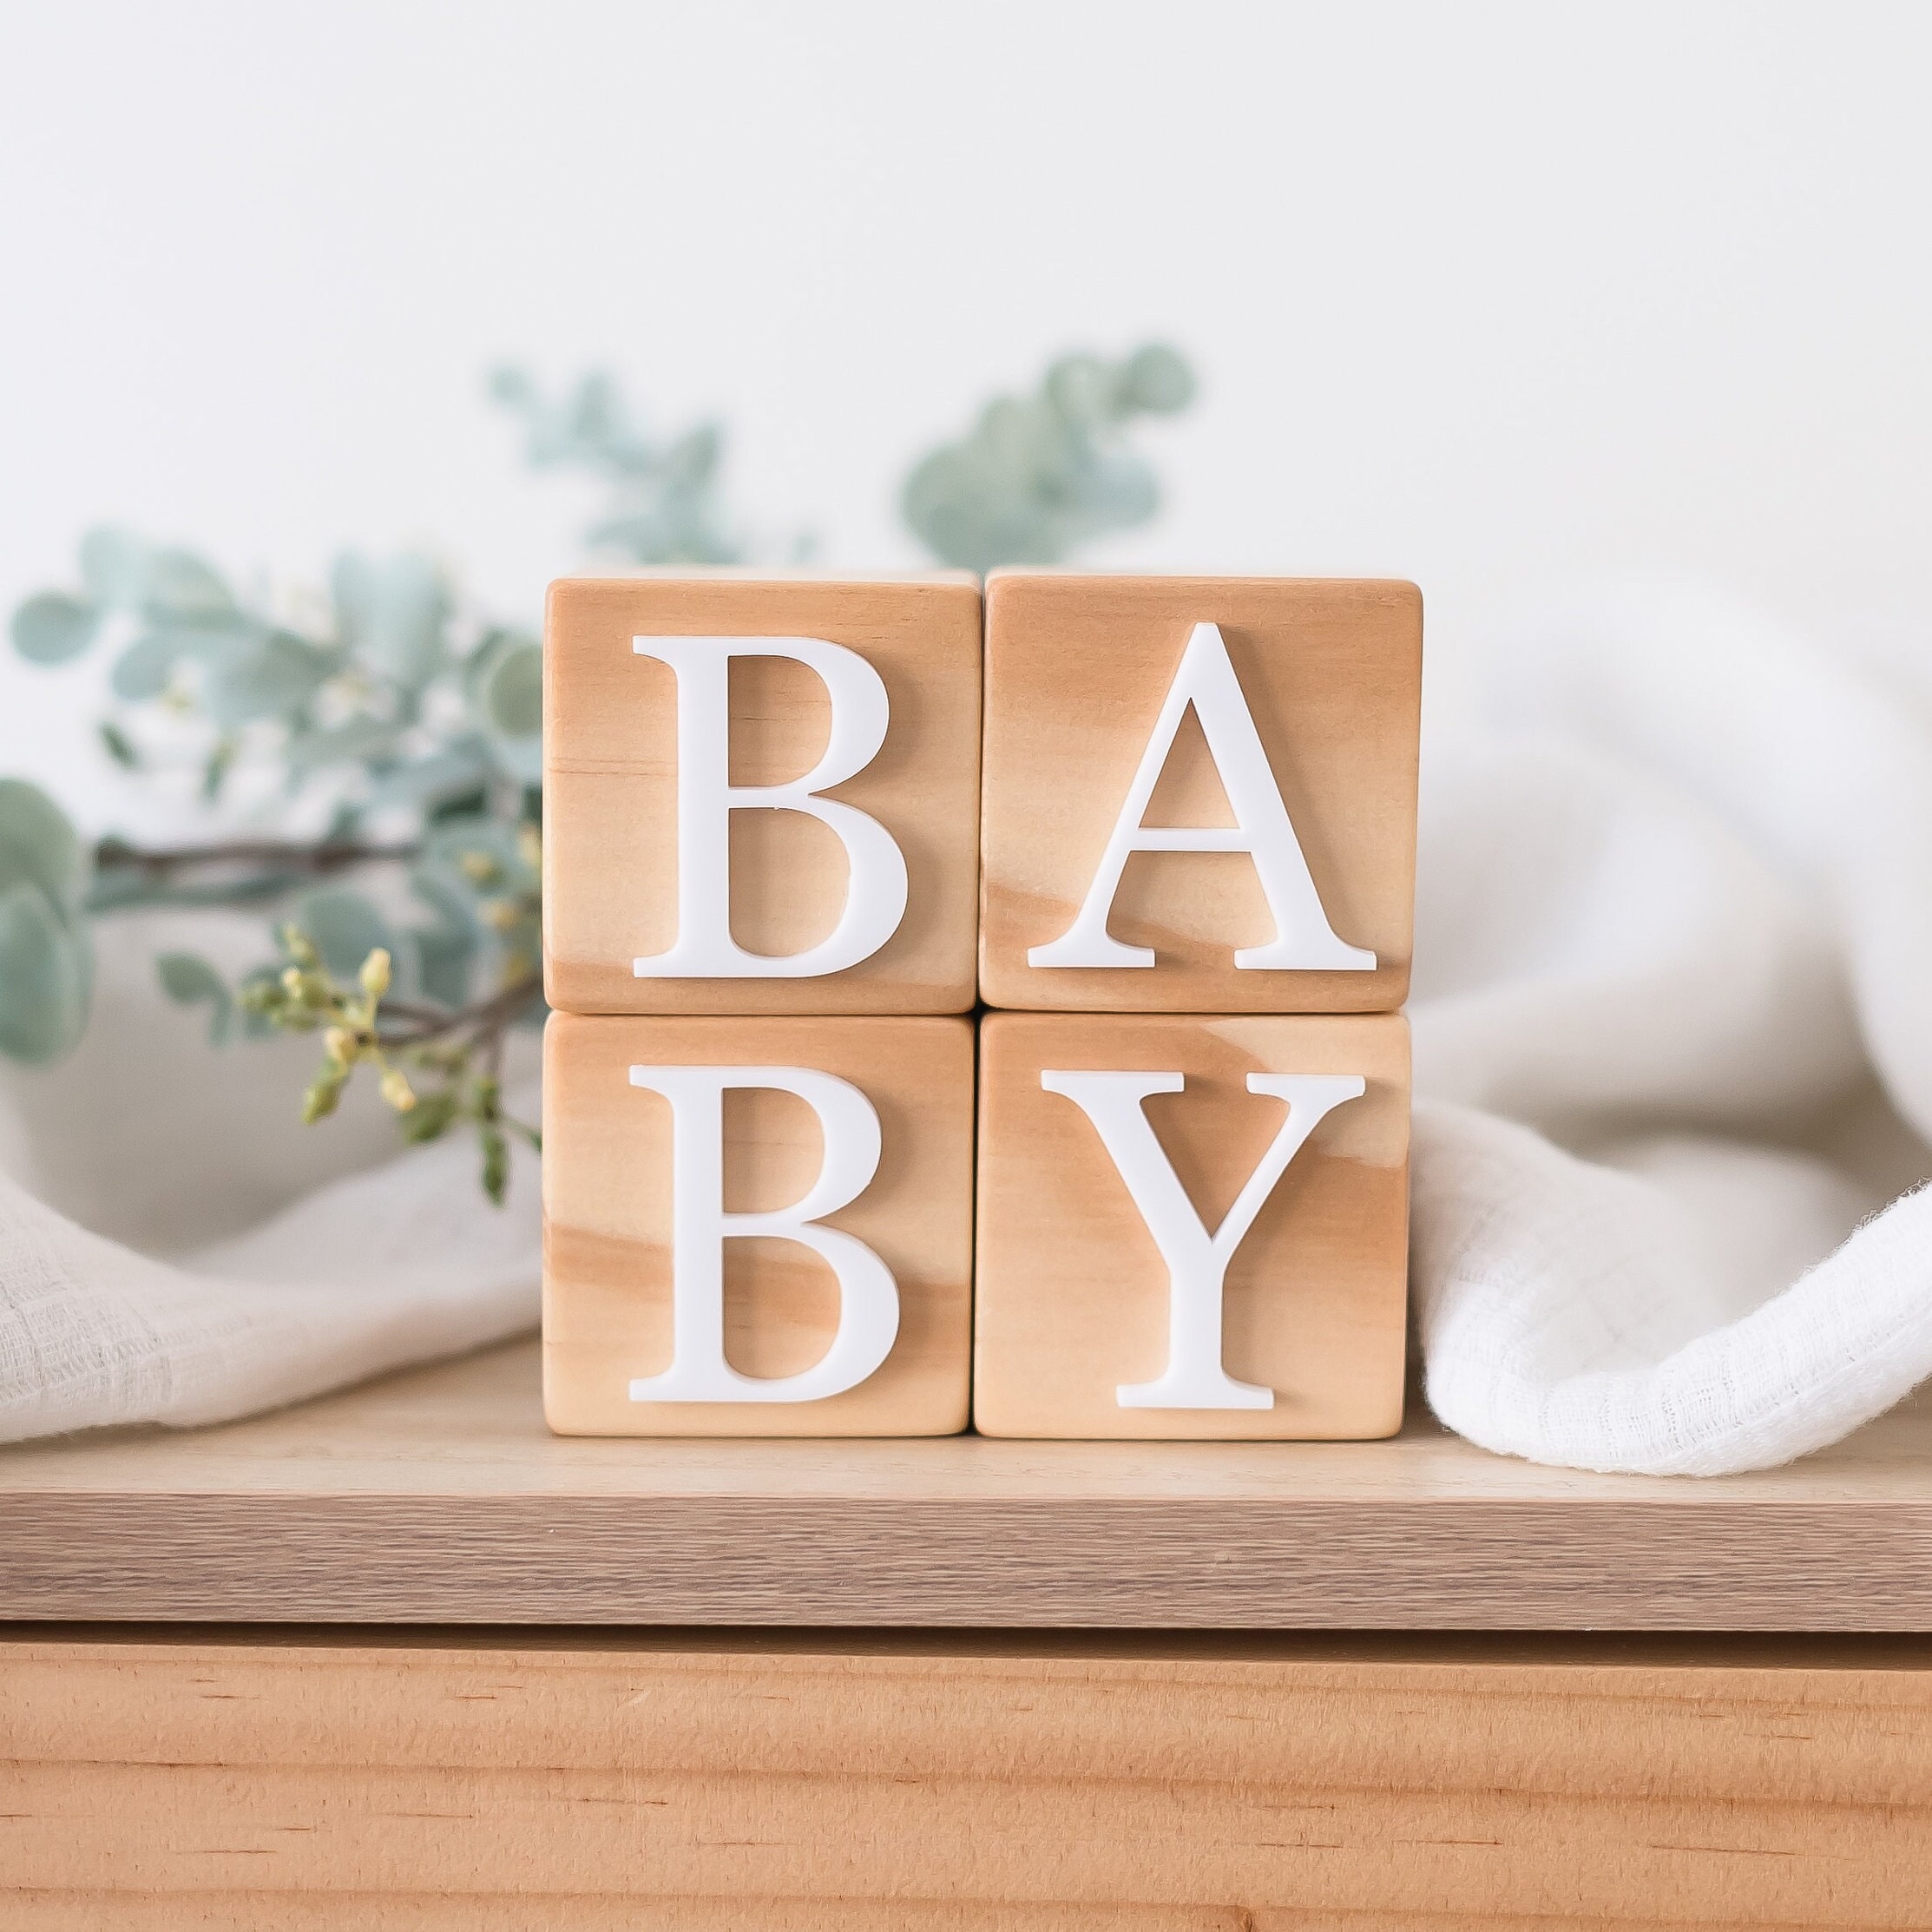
543 1012 975 1436
543 575 982 1016
973 1011 1410 1439
978 575 1421 1012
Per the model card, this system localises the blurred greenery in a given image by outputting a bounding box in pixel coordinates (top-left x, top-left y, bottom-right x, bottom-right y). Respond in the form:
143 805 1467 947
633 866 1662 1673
1 342 1194 1197
904 345 1195 572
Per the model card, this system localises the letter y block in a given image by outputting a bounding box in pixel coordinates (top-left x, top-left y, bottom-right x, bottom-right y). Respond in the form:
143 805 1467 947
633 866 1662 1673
974 1013 1410 1439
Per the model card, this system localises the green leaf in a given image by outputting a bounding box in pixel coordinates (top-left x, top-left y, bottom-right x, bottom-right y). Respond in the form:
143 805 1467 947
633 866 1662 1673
479 1123 509 1205
901 342 1197 571
423 814 537 895
110 619 256 702
470 633 542 737
200 734 239 802
110 631 185 700
235 963 285 1038
398 1088 460 1144
332 552 450 689
0 779 89 917
155 950 233 1044
0 880 90 1065
464 631 542 783
98 720 141 770
408 922 476 1009
286 717 402 770
1120 343 1196 413
201 630 334 726
297 887 395 980
10 591 100 666
78 527 148 608
370 738 495 815
142 548 236 623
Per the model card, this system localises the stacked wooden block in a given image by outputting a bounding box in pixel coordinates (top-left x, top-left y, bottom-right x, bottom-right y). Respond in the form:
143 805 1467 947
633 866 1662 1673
542 574 1422 1439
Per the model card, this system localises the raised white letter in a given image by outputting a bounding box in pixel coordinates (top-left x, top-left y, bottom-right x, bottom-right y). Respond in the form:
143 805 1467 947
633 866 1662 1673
1041 1068 1366 1409
1028 621 1375 972
633 636 910 978
627 1065 899 1403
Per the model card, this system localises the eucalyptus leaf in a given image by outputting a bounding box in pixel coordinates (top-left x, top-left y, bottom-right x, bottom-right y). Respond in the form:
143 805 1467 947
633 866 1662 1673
110 618 258 701
1120 342 1196 414
411 862 484 939
110 631 186 700
0 779 89 917
10 591 99 666
902 341 1197 572
142 548 236 622
408 922 477 1009
468 632 542 738
424 814 537 894
286 717 402 770
370 739 494 815
332 551 450 689
155 950 233 1044
0 880 90 1065
296 888 396 981
200 630 334 726
78 526 148 608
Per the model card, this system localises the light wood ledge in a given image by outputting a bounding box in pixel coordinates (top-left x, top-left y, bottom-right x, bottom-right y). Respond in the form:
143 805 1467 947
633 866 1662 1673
3 1338 1931 1628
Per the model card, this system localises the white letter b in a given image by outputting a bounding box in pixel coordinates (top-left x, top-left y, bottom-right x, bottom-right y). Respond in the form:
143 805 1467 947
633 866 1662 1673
627 1065 900 1403
632 636 910 979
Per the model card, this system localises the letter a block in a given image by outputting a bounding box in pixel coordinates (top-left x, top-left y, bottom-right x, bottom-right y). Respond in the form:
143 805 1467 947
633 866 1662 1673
973 1013 1410 1439
543 1013 974 1435
543 576 982 1015
979 575 1421 1012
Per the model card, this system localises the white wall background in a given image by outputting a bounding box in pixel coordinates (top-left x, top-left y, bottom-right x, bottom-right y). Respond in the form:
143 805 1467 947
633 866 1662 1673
3 0 1929 822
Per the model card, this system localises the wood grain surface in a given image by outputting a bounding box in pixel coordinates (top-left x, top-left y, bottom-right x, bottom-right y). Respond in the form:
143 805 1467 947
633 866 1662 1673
5 1341 1932 1627
543 1013 975 1435
979 574 1421 1013
975 1012 1410 1439
542 573 982 1015
5 1626 1932 1925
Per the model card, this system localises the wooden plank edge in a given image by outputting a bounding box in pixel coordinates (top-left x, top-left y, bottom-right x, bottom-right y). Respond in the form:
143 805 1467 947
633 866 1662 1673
3 1495 1929 1628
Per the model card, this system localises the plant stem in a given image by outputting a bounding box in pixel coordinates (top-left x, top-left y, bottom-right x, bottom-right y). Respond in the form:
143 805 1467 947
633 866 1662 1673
376 971 543 1050
94 837 421 877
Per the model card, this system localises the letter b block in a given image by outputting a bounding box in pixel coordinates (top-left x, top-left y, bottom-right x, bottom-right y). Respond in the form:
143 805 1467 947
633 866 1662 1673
544 576 982 1015
544 1014 975 1435
974 1013 1410 1439
980 575 1421 1012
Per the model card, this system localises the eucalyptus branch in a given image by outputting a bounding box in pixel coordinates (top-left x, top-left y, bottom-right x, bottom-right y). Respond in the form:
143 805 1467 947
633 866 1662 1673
243 926 541 1204
95 837 421 878
373 970 544 1048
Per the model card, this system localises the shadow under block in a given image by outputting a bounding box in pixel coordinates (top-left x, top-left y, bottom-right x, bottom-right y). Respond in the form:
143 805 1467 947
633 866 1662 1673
974 1012 1410 1440
978 574 1421 1012
542 575 982 1015
543 1012 975 1436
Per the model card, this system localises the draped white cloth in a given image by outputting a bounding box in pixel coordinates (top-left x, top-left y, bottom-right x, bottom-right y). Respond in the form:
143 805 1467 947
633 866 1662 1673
1410 582 1932 1472
0 579 1926 1471
0 910 540 1442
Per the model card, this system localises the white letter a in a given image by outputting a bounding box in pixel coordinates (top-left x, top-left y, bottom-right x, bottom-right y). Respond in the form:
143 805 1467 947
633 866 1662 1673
1028 621 1374 972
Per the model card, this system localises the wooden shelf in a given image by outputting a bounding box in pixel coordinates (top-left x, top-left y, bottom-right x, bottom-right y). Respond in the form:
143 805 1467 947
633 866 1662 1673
4 1338 1930 1629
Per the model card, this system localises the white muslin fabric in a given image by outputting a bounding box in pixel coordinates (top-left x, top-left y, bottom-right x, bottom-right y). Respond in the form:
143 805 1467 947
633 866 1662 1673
0 910 540 1442
1410 582 1932 1474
